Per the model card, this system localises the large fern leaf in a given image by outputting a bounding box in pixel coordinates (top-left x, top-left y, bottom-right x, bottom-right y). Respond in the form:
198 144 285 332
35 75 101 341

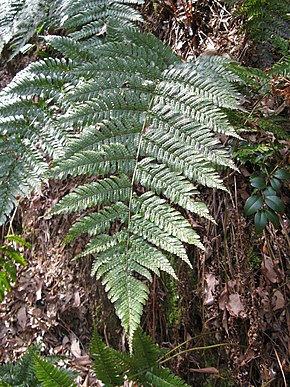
50 24 240 345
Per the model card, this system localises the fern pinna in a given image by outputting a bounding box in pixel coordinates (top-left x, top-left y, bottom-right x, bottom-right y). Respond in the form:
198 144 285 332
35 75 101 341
47 23 240 345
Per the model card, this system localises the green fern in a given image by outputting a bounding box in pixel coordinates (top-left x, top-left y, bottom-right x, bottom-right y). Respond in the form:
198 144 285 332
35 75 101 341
48 23 240 345
229 0 290 54
0 346 77 387
33 355 76 387
0 0 60 60
0 1 144 227
90 328 190 386
0 345 39 386
58 0 144 42
0 235 28 302
0 0 240 347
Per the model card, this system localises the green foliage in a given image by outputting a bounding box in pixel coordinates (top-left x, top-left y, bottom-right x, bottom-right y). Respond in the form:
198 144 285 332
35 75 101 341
0 345 40 386
229 54 289 235
244 168 289 233
49 23 239 343
0 235 28 302
228 0 290 54
0 1 144 227
0 0 240 346
0 346 78 387
90 328 190 386
33 355 76 387
0 0 60 60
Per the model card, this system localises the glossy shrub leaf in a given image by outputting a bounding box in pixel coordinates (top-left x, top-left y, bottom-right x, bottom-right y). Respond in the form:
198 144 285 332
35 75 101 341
263 187 276 197
250 176 266 189
265 195 285 214
254 210 268 233
244 195 263 216
274 168 290 180
265 209 280 229
270 177 281 192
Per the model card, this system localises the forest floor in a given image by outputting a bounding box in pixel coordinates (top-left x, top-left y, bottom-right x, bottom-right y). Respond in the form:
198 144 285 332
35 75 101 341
0 1 289 386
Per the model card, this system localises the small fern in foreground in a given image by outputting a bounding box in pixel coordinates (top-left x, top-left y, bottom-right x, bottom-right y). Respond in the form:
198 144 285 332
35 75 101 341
0 346 77 387
33 355 77 387
0 235 28 302
90 327 190 386
0 345 39 386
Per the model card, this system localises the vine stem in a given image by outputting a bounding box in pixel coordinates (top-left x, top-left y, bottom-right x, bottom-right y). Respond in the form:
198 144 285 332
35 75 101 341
159 342 243 365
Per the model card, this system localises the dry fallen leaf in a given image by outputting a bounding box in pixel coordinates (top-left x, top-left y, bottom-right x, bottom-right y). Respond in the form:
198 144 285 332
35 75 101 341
272 289 285 311
70 335 82 358
262 256 278 283
72 291 81 308
227 293 245 317
16 306 27 329
190 367 219 374
204 273 218 306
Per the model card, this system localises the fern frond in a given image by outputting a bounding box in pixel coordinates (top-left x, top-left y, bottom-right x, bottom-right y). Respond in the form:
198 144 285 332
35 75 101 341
51 26 239 343
4 58 74 98
0 345 40 386
270 54 290 77
0 0 58 59
77 231 128 259
129 237 177 279
0 139 46 225
52 144 137 179
129 216 193 262
33 355 76 387
51 175 131 215
162 61 239 109
45 35 96 61
65 202 129 242
63 118 141 157
135 159 216 222
141 131 227 190
146 367 190 387
131 192 202 246
132 328 164 369
59 0 144 33
101 259 149 346
90 327 124 386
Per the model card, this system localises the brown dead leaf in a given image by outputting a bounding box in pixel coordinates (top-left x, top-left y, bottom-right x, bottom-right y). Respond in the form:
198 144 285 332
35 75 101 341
190 367 219 374
70 335 82 357
204 273 218 306
272 290 285 311
240 166 251 177
17 306 27 329
227 293 245 317
72 291 80 308
262 256 278 283
218 288 227 311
